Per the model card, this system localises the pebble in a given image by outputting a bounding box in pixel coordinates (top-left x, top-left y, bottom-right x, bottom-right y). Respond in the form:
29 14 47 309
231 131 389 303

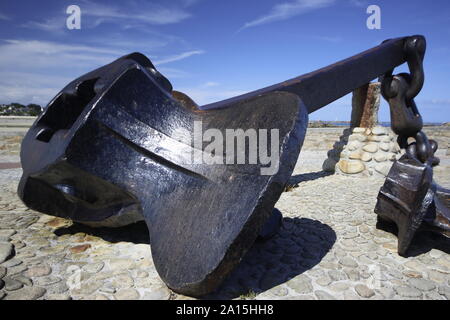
0 266 6 278
142 286 172 300
0 242 13 264
1 258 22 268
328 270 348 281
316 277 332 286
3 286 46 300
314 290 337 300
0 229 16 241
82 262 104 274
4 277 23 291
34 276 62 286
111 274 134 289
46 281 69 295
6 264 27 276
69 244 91 254
25 265 52 278
354 284 375 298
99 285 116 294
408 278 436 291
438 286 450 300
329 282 351 292
394 286 423 298
114 288 140 300
339 257 358 268
46 293 71 300
13 275 33 286
286 275 313 294
71 281 102 295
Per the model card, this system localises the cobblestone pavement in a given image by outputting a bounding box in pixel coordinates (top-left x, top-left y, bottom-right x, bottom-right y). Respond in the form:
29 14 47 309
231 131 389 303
0 140 449 300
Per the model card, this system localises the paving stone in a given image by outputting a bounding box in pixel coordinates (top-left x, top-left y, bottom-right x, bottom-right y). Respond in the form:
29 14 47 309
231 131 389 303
0 242 13 264
316 277 332 286
286 275 313 294
354 284 375 298
46 293 72 300
111 274 134 289
0 229 16 241
3 277 23 291
329 282 351 292
12 275 33 286
328 270 348 281
24 265 52 277
141 285 172 300
394 286 423 298
314 290 337 300
339 257 358 268
71 281 102 295
46 281 69 295
408 278 436 291
0 266 6 278
82 262 104 274
6 264 27 276
114 288 140 300
437 285 450 300
3 286 46 300
1 258 22 268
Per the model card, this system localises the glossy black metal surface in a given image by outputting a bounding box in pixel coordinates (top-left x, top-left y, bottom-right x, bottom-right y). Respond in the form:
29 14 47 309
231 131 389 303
18 36 421 296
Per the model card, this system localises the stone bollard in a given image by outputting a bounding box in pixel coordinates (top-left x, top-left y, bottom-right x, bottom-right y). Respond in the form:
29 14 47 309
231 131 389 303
322 82 402 177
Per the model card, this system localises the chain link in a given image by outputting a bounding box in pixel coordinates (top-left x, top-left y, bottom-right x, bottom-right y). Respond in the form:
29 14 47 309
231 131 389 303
380 36 438 165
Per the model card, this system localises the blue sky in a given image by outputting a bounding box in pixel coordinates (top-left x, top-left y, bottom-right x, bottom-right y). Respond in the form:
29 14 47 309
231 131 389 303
0 0 449 122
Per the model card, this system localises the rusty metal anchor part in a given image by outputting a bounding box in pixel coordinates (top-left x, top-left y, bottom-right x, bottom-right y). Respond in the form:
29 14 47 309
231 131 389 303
18 36 425 296
376 36 450 256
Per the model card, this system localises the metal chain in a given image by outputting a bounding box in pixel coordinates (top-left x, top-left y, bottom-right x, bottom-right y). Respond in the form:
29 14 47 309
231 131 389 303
380 36 438 165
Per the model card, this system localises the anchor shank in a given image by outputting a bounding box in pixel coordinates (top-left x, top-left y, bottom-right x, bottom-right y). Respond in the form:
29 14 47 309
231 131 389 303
202 37 407 114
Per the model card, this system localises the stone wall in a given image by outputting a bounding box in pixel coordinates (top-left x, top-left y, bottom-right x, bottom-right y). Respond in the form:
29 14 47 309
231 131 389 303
300 126 450 153
322 126 401 177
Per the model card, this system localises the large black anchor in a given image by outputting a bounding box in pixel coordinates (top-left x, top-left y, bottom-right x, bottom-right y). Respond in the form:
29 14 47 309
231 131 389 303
18 36 431 296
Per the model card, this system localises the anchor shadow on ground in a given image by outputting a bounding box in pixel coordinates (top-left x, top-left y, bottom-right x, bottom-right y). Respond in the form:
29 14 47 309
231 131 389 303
376 219 450 257
206 215 336 299
54 220 150 244
287 171 333 187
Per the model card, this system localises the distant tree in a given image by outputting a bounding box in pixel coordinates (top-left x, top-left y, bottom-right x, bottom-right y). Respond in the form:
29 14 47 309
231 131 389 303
0 103 43 116
26 104 43 116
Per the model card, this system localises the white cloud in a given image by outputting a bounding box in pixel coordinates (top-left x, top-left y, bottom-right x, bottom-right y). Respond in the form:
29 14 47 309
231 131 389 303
202 81 219 87
0 40 123 70
21 1 193 33
423 99 450 105
176 86 248 105
154 50 205 65
239 0 335 31
0 39 204 105
310 35 342 43
348 0 367 8
0 12 10 21
22 16 66 33
82 0 191 26
0 72 72 105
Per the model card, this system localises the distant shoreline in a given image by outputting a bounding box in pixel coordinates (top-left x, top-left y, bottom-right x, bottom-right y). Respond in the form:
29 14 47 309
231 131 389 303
308 121 448 128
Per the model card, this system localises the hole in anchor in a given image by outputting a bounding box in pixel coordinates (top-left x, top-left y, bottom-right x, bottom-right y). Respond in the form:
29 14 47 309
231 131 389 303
35 78 99 143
